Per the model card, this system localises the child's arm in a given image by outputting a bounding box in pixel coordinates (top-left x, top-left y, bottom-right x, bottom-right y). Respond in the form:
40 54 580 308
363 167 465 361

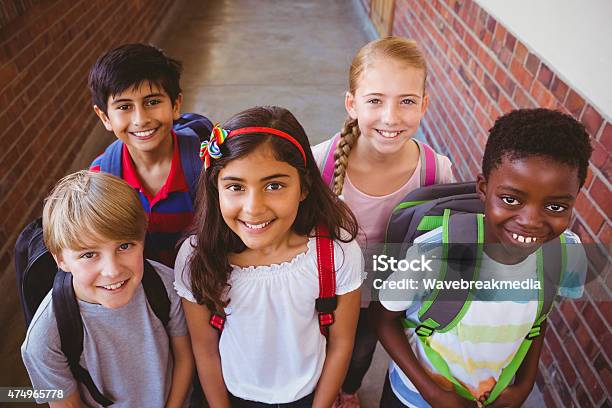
369 302 477 407
182 299 231 408
21 312 85 408
312 288 360 408
165 335 194 408
482 321 547 408
48 391 87 408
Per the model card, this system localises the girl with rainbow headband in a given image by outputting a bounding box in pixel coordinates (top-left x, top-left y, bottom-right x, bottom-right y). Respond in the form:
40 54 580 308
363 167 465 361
312 37 455 407
174 106 364 407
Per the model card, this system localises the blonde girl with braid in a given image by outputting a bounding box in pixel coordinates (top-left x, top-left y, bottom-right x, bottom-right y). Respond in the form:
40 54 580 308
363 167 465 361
312 37 454 407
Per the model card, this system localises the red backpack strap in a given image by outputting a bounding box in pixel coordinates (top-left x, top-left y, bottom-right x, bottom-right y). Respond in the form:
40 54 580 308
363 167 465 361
415 140 439 187
209 312 226 332
210 226 337 337
315 224 337 337
321 133 341 188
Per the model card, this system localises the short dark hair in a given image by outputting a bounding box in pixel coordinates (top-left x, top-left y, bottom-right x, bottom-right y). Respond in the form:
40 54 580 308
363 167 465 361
482 108 592 186
88 43 182 114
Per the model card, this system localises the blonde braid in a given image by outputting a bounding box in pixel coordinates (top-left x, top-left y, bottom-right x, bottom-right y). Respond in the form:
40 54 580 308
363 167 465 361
332 117 360 196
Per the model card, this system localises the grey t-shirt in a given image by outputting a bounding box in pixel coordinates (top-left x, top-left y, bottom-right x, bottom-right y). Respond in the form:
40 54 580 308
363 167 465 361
21 260 188 407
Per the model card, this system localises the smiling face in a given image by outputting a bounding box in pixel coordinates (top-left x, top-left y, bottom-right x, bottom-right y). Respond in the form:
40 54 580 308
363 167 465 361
94 81 182 156
55 237 145 308
345 58 428 155
217 146 307 256
477 154 581 264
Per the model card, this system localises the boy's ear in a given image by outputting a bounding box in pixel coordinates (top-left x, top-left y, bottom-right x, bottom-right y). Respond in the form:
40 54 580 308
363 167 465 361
93 105 113 131
172 93 183 121
52 253 70 273
476 173 487 202
345 92 357 120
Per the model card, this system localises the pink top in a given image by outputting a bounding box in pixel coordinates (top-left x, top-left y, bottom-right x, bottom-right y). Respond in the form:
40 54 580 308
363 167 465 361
312 138 455 248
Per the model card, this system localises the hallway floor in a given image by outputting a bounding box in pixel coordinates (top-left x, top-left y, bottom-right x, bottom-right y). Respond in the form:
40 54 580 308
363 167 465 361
161 0 374 145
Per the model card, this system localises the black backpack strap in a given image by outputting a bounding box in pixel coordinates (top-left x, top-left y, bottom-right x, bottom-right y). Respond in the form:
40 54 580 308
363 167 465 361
52 271 114 406
15 217 56 326
416 211 484 336
141 260 171 327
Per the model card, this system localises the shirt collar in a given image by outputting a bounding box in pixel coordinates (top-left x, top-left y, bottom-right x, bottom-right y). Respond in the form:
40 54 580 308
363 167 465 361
121 131 189 202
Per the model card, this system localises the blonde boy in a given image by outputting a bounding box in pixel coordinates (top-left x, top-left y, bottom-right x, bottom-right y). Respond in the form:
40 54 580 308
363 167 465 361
21 171 193 407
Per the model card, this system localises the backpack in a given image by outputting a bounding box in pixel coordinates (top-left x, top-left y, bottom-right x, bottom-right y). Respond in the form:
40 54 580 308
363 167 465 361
209 224 338 338
99 112 213 201
15 217 171 407
318 133 442 188
382 182 566 405
383 182 479 258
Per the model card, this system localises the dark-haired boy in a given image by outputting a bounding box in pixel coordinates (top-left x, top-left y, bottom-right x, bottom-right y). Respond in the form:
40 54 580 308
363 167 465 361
373 108 592 407
89 43 204 267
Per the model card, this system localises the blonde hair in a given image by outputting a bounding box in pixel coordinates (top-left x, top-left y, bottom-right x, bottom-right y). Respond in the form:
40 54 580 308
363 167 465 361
333 37 428 195
43 171 147 255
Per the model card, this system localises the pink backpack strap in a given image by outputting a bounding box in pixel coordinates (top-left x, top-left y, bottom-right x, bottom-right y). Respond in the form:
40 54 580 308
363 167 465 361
321 133 341 188
315 224 336 338
415 139 439 187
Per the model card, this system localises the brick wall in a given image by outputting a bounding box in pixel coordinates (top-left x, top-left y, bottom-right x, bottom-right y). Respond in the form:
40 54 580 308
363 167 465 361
362 0 611 406
0 0 173 388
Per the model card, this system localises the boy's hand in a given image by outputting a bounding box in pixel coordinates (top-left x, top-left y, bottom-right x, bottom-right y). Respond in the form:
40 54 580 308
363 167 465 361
479 384 529 408
426 389 478 408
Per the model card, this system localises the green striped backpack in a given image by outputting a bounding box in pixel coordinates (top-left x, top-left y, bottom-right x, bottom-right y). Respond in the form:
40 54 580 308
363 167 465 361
383 181 566 405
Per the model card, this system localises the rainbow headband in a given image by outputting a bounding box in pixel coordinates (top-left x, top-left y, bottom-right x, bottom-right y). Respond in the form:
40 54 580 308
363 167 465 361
199 124 307 170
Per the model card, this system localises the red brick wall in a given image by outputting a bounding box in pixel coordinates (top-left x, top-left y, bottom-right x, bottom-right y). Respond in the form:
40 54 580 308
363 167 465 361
362 0 611 406
0 0 173 388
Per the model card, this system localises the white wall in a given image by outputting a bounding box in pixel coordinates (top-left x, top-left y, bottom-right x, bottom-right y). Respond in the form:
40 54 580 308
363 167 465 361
477 0 612 120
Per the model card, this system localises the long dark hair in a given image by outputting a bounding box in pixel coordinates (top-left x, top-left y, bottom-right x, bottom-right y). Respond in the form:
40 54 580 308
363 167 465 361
188 106 358 313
